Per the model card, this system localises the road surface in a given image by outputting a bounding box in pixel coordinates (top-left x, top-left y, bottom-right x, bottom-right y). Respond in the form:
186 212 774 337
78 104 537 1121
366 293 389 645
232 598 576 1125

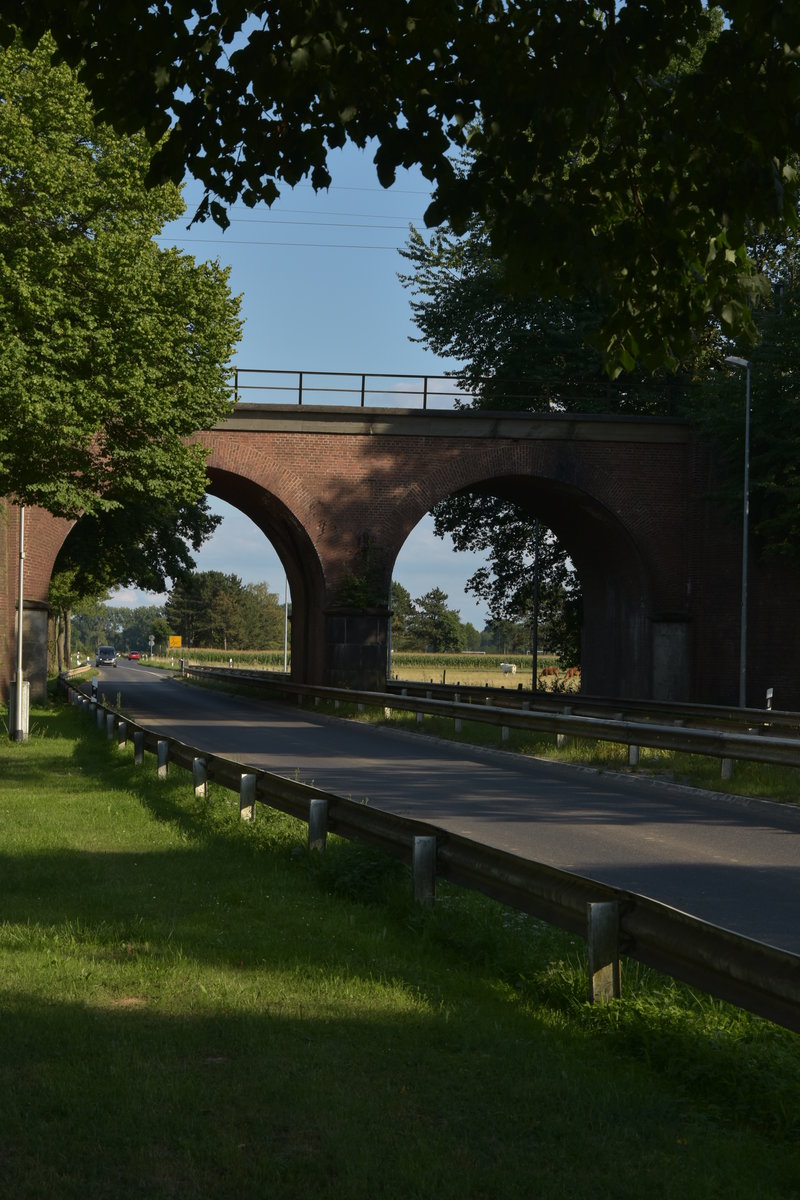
97 661 800 953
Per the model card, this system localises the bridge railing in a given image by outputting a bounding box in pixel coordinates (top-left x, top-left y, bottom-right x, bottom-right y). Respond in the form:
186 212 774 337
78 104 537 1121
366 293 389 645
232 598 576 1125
232 368 539 410
63 677 800 1033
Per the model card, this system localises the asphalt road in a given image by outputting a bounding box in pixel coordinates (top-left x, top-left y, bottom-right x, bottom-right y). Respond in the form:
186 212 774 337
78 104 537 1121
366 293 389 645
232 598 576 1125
99 661 800 954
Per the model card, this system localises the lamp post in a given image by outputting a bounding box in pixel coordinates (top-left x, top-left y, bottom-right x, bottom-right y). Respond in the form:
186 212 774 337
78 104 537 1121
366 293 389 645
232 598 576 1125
724 355 751 708
12 503 28 742
283 576 289 674
530 518 540 691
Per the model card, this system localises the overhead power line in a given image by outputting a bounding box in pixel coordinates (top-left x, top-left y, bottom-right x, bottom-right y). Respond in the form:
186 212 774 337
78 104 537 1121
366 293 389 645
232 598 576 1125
157 236 402 250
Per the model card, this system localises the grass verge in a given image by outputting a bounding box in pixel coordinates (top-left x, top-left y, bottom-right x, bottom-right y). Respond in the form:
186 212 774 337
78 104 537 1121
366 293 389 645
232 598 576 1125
1 699 799 1199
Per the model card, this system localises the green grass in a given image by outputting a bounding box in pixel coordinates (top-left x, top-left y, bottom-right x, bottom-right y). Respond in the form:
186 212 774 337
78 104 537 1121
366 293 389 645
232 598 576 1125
1 699 800 1198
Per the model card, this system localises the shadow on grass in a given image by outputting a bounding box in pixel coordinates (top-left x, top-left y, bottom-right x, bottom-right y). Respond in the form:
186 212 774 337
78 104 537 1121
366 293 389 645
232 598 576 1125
4 983 784 1200
4 703 800 1198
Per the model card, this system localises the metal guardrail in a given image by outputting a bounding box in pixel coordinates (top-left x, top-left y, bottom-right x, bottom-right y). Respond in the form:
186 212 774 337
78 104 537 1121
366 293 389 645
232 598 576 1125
385 680 800 736
182 667 800 772
63 677 800 1033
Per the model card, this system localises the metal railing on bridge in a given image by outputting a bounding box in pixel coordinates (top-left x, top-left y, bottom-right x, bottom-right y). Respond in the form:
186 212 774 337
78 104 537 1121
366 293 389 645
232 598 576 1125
230 368 692 413
232 368 547 410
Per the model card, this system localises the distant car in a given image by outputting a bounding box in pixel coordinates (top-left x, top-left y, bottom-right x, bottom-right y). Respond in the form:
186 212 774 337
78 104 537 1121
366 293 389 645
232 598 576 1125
128 651 141 661
96 645 117 667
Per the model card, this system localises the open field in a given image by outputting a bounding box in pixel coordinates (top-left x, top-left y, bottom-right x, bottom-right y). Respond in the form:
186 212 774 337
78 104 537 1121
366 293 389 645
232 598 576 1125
1 699 800 1199
150 649 579 692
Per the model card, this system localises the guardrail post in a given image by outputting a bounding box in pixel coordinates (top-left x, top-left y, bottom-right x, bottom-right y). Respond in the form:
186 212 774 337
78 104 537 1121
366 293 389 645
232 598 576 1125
106 712 116 740
628 744 640 767
117 721 127 749
454 692 462 734
413 835 437 906
721 757 734 780
157 740 169 779
556 707 572 748
384 705 392 719
502 725 510 742
308 798 328 851
240 773 257 821
134 731 144 765
587 901 621 1003
193 757 208 800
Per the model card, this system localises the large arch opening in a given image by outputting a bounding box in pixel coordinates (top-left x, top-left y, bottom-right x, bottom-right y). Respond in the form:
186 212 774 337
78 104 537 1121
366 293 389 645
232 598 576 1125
386 470 671 699
43 469 327 682
204 467 327 683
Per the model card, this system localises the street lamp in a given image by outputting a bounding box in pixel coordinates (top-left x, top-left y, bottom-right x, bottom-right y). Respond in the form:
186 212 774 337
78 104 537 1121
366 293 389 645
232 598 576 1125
11 503 28 742
724 355 751 708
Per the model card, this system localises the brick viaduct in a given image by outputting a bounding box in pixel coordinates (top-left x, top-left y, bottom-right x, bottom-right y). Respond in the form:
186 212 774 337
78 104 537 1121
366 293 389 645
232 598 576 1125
3 404 799 708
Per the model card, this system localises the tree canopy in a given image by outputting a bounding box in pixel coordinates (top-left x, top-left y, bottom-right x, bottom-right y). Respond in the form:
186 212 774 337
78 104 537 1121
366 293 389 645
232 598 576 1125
165 571 285 650
3 3 800 371
0 34 241 519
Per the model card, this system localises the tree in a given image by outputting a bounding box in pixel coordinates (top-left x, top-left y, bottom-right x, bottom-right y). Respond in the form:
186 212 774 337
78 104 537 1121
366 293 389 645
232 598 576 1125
49 496 221 622
693 229 800 569
164 571 286 650
399 220 702 414
0 35 241 519
4 3 799 371
239 582 285 649
118 606 167 655
390 581 414 648
69 596 120 659
407 588 464 653
166 572 248 650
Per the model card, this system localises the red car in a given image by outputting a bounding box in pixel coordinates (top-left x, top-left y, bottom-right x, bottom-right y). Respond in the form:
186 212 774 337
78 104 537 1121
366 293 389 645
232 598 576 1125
128 651 141 661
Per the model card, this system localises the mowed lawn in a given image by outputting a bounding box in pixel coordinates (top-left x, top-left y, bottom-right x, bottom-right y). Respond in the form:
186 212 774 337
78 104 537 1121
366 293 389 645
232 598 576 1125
1 700 799 1200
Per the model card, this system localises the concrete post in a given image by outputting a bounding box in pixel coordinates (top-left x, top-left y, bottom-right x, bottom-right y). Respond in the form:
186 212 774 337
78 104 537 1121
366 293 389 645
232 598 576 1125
413 835 437 906
587 901 621 1003
240 773 257 821
133 731 144 765
193 757 208 800
308 797 328 851
157 740 169 779
8 680 30 742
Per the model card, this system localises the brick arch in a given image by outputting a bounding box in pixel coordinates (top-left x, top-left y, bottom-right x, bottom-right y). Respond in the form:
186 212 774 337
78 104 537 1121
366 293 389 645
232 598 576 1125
204 465 327 683
7 404 799 705
373 441 675 697
387 470 656 697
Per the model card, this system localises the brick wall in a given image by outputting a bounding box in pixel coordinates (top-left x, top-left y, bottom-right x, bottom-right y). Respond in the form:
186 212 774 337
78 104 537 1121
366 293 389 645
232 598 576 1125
4 408 798 706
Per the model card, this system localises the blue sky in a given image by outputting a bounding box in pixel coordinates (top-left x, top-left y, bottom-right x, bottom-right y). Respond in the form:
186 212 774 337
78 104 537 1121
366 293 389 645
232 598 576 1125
115 144 493 628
